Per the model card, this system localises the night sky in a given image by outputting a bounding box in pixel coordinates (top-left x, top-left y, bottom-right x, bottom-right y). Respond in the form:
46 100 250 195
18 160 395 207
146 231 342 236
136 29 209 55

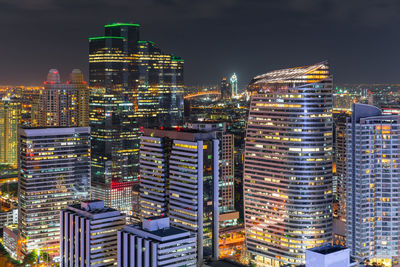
1 0 400 88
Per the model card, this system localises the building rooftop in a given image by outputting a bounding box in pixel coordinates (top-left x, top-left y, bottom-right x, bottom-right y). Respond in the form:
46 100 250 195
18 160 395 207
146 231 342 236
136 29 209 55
66 200 123 220
124 223 189 238
250 61 329 85
19 127 90 136
308 244 348 255
142 127 217 141
144 225 186 237
123 217 192 242
204 260 247 267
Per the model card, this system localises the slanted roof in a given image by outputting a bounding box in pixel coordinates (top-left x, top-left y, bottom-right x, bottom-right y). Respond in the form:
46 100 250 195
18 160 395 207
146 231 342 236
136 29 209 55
251 61 329 85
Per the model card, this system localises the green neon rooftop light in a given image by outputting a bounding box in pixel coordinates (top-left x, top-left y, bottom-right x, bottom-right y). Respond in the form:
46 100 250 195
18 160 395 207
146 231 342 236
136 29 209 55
138 40 156 45
171 55 184 62
89 36 126 41
105 23 140 28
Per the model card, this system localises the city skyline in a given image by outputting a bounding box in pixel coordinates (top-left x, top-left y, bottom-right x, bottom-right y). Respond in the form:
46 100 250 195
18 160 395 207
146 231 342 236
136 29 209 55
2 4 400 265
2 1 400 86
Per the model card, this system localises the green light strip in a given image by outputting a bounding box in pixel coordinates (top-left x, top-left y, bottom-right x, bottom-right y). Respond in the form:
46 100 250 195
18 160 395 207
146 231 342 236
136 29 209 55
138 41 155 45
171 56 184 62
105 23 140 28
89 36 126 41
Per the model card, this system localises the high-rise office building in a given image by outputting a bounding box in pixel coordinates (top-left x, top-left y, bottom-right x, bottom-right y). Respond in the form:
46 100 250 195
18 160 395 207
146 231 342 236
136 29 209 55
244 61 333 266
186 122 235 213
118 216 197 267
38 69 89 127
139 134 169 218
0 97 20 168
16 86 42 127
230 73 238 96
346 104 400 266
18 127 90 259
89 24 140 219
70 69 90 127
89 23 184 220
139 128 219 264
134 40 184 128
220 77 231 100
90 89 138 217
60 200 126 266
89 23 139 90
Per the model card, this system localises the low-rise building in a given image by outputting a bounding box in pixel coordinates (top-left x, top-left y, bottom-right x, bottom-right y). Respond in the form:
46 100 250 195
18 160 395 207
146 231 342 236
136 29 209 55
60 200 126 267
306 244 356 267
118 216 197 267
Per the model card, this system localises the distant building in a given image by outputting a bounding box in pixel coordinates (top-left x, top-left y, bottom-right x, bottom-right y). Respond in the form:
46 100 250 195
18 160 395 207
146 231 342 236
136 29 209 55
230 74 238 96
18 86 41 127
118 216 196 267
305 244 355 267
346 104 400 265
220 77 231 100
0 209 17 228
60 200 126 266
70 69 90 127
0 97 20 168
333 111 350 221
38 69 89 127
139 128 220 264
18 127 91 259
381 105 400 116
218 225 245 261
3 225 18 259
333 218 346 247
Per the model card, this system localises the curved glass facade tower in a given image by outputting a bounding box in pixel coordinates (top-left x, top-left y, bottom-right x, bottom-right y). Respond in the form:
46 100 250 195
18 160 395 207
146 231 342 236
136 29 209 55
244 62 333 266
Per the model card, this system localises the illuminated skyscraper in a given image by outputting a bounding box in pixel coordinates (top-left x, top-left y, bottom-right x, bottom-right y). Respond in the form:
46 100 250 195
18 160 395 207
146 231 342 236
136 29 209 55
0 97 20 168
18 127 90 259
89 23 139 91
139 128 219 265
38 69 89 127
230 73 238 96
186 122 235 213
89 23 141 219
90 89 138 216
134 41 184 128
89 23 184 220
244 62 333 266
346 104 400 266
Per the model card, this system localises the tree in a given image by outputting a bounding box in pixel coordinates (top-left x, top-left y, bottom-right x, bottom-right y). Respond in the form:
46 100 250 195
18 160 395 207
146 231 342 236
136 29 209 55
23 251 38 265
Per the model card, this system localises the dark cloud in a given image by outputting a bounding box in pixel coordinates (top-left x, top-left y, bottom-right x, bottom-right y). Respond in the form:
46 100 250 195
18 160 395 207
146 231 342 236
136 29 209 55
0 0 399 86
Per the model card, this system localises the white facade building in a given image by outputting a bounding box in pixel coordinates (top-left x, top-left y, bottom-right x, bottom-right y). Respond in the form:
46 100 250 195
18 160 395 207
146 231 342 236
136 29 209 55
244 62 333 266
346 104 400 266
306 244 355 267
118 216 196 267
60 200 126 266
18 127 91 259
139 128 219 265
